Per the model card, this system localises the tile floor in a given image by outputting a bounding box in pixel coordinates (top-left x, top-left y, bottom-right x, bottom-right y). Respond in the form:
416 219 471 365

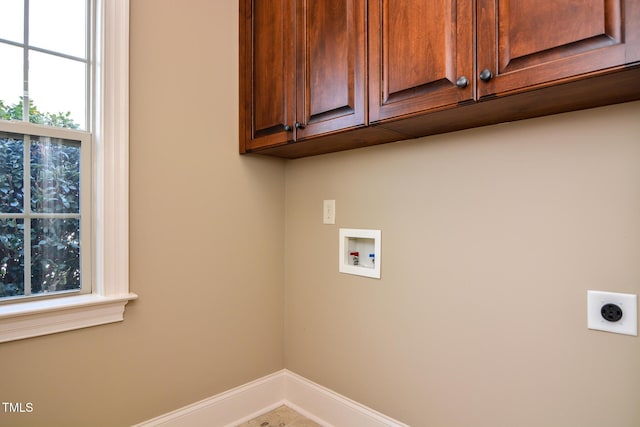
236 405 322 427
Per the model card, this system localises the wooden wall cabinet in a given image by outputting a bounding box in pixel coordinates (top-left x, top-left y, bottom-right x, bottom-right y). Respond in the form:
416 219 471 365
240 0 366 153
476 0 640 98
241 1 640 158
370 0 640 121
239 0 294 152
368 0 474 122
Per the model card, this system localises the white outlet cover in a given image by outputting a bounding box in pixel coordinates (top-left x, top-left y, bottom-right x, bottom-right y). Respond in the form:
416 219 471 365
587 290 637 336
323 200 335 225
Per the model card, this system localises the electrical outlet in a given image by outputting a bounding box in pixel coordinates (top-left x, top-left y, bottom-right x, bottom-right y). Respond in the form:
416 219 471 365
587 290 637 336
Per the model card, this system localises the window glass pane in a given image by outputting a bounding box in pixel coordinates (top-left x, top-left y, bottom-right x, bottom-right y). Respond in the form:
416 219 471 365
29 51 86 130
0 0 23 44
0 43 24 114
31 218 80 294
29 0 86 59
0 136 24 213
0 219 24 298
31 137 81 214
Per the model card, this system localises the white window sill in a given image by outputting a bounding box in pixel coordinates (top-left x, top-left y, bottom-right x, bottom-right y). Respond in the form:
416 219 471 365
0 293 138 343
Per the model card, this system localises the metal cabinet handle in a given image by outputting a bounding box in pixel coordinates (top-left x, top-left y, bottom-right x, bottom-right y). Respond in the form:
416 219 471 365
479 69 493 82
456 76 469 88
294 122 306 129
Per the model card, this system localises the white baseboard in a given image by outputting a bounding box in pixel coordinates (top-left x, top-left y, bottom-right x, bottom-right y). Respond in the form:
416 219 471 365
133 371 285 427
282 370 408 427
134 369 408 427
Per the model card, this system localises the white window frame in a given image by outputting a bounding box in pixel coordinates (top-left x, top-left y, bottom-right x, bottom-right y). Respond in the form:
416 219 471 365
0 0 136 343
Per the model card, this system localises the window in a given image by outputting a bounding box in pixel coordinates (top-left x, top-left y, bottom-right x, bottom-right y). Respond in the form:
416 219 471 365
0 0 89 130
1 0 91 302
0 128 91 301
0 0 136 343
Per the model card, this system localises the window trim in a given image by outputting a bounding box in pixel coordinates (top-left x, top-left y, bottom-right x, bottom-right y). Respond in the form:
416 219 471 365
0 0 136 343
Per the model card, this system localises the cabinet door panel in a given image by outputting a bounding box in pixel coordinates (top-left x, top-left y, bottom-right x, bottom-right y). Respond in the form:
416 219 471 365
240 0 295 151
505 1 606 61
295 0 365 139
369 0 473 123
477 0 640 97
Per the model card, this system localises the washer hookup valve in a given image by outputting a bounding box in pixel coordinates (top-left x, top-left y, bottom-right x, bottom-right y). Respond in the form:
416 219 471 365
349 251 359 265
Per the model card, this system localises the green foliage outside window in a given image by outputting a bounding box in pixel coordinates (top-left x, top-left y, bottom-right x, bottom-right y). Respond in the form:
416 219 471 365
0 98 79 130
1 99 82 299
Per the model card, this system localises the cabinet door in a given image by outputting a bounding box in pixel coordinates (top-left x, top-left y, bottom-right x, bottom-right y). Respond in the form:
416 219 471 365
368 0 474 123
240 0 295 152
294 0 366 139
477 0 640 98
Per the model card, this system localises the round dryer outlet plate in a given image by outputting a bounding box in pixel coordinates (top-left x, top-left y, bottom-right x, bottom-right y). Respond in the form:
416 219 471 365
587 290 637 336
